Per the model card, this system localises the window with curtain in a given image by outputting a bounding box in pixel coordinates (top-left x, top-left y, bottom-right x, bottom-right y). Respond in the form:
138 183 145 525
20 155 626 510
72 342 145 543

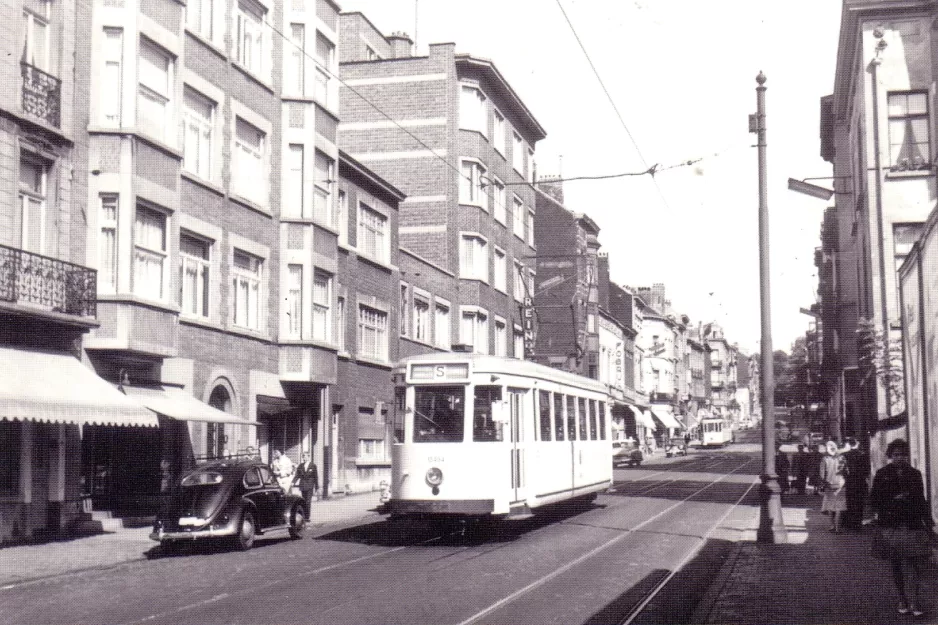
285 264 302 338
359 305 388 361
22 0 51 73
434 301 450 349
284 144 304 218
18 153 46 254
887 91 930 171
233 117 266 204
459 160 487 208
232 248 263 330
460 234 488 281
314 32 334 105
138 38 173 142
460 308 489 354
312 269 331 341
513 261 525 301
413 296 429 342
236 0 266 77
101 28 123 127
286 23 305 95
99 194 118 293
182 87 214 181
313 150 334 225
133 205 167 300
358 203 388 263
187 0 214 41
459 85 487 136
179 232 210 318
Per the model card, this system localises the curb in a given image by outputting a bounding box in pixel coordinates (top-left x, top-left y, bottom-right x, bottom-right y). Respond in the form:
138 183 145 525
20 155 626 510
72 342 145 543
687 539 744 624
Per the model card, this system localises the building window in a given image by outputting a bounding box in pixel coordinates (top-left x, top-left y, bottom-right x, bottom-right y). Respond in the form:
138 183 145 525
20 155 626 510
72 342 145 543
513 260 525 301
359 305 388 361
512 195 524 239
312 269 331 341
413 295 429 342
18 152 47 254
888 91 930 171
336 294 346 352
285 264 302 338
22 0 51 73
493 247 507 292
182 87 214 181
459 84 487 136
459 233 488 281
459 159 487 208
495 318 508 357
493 177 506 225
512 132 524 173
513 325 525 359
133 205 167 301
526 210 535 247
233 117 266 205
236 0 266 78
99 194 118 293
100 28 123 127
359 438 386 461
187 0 214 41
461 308 489 354
232 249 263 331
0 421 20 496
314 32 334 106
527 148 535 183
138 38 173 143
434 300 450 349
313 150 334 225
399 283 409 337
284 143 304 218
358 203 388 263
179 232 211 318
337 189 348 244
493 109 506 155
286 23 305 96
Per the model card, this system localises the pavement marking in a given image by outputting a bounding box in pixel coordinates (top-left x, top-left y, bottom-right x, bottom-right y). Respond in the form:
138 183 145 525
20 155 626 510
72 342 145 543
456 455 761 625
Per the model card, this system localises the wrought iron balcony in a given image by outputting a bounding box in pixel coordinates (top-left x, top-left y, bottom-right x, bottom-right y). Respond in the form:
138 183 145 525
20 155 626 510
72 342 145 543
21 62 61 128
0 245 96 318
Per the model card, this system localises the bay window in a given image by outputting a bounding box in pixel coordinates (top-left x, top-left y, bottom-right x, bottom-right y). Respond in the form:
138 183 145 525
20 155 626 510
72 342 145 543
99 194 118 293
459 233 488 281
460 307 489 355
459 159 487 208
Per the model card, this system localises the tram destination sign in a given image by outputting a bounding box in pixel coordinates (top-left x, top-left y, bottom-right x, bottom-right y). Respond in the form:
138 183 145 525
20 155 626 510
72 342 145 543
409 362 470 382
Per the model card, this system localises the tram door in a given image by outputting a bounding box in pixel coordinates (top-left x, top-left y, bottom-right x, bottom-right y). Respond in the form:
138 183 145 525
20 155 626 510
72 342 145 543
508 388 528 504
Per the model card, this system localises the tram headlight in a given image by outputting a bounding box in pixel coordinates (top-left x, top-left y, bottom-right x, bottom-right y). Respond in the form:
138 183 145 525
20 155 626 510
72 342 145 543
425 467 443 487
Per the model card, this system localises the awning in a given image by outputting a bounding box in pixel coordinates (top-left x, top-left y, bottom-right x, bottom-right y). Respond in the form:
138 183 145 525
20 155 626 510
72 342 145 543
0 347 159 428
626 406 656 431
651 406 683 430
122 386 256 425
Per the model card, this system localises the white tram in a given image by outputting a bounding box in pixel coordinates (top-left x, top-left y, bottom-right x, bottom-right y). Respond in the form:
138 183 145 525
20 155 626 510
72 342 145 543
700 417 733 447
389 353 613 519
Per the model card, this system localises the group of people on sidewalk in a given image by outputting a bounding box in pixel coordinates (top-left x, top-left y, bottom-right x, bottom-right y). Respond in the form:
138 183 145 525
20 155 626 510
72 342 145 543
271 450 320 512
777 437 936 618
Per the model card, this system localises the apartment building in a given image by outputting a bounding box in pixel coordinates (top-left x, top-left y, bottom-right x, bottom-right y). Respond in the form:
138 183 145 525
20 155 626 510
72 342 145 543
339 14 544 360
820 0 937 466
707 323 738 419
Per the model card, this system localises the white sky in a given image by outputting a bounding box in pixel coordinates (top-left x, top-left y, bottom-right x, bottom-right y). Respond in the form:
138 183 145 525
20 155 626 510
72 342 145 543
336 0 843 355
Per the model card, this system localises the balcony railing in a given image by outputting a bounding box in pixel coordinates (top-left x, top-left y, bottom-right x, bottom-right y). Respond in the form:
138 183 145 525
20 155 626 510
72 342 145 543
21 62 61 128
0 245 96 317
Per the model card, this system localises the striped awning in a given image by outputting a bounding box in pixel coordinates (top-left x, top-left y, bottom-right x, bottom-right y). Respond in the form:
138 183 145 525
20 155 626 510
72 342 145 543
122 386 255 425
0 347 159 428
651 406 683 430
626 405 656 431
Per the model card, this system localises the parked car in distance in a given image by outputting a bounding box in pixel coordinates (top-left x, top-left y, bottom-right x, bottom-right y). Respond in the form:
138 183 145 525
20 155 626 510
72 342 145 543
665 437 688 457
613 439 643 467
151 457 307 551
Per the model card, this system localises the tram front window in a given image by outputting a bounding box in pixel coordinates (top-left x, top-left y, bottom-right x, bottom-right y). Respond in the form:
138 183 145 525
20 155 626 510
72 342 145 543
413 385 465 443
473 385 503 442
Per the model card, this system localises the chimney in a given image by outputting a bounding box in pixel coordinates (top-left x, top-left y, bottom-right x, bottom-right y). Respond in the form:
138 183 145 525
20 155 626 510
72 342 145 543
537 175 564 204
387 31 413 58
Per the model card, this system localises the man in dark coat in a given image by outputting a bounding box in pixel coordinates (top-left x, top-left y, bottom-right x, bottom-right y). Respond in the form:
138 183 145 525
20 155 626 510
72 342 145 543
293 452 319 512
843 437 869 530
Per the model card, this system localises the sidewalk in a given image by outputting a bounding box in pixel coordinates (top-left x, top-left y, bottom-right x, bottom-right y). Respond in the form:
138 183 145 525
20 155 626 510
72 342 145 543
0 490 385 587
691 490 938 625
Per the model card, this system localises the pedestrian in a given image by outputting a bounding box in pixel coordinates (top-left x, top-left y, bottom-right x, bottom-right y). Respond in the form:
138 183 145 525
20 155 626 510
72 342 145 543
792 444 810 495
292 452 319 511
869 439 935 617
807 443 824 495
775 445 790 494
819 440 848 533
843 437 870 530
271 450 294 493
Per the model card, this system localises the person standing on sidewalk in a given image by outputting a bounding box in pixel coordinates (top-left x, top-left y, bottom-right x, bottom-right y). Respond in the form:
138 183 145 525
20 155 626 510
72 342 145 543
293 452 319 512
843 437 869 531
869 439 934 618
792 444 810 495
775 445 790 495
819 440 848 532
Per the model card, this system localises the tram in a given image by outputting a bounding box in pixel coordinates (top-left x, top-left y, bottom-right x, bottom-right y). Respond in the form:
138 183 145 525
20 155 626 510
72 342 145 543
389 353 613 520
700 416 733 447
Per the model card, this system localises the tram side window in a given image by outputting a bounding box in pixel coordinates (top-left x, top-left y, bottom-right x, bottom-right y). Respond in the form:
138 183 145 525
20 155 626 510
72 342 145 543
598 402 606 440
393 386 406 443
413 385 465 443
577 397 588 440
588 399 597 440
566 395 577 440
553 393 565 441
473 385 503 442
539 390 552 441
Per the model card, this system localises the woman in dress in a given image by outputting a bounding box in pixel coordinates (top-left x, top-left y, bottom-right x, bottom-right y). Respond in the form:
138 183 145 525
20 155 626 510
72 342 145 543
819 440 847 533
870 439 934 617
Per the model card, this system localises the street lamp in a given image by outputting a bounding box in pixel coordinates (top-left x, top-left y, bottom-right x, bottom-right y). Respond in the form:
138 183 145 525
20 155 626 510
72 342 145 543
750 72 787 544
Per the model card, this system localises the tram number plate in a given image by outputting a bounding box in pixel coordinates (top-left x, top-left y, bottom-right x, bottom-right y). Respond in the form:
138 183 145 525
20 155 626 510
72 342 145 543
427 456 444 463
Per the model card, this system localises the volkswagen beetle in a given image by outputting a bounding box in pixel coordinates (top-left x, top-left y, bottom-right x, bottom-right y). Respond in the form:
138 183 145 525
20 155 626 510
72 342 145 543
151 458 307 551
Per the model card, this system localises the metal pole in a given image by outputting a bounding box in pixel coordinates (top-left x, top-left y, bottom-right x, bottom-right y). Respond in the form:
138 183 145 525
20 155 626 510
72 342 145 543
752 71 787 543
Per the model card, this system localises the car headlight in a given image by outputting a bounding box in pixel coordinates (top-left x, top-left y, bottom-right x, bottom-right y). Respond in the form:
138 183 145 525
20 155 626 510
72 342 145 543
425 467 443 487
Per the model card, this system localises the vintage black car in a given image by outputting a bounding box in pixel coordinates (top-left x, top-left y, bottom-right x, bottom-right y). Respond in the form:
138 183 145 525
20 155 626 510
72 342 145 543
151 458 307 551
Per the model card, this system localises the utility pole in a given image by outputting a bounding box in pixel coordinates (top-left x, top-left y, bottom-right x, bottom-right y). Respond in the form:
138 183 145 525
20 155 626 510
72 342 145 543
750 71 787 543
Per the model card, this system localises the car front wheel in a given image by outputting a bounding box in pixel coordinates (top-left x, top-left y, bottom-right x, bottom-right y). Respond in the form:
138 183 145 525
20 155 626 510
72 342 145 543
235 511 256 550
289 503 307 539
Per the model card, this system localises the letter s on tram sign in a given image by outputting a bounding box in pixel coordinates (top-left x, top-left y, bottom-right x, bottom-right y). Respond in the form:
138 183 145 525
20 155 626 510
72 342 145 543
435 365 446 378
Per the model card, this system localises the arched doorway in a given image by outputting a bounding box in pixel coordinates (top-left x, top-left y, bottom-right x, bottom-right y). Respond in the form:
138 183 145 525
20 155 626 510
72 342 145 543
207 385 231 459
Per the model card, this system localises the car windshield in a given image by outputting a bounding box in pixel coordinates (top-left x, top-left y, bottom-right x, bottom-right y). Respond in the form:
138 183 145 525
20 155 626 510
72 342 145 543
180 471 223 487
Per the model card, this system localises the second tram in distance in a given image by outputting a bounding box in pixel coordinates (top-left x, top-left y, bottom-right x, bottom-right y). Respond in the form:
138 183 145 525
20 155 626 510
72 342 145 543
389 353 613 520
699 416 733 447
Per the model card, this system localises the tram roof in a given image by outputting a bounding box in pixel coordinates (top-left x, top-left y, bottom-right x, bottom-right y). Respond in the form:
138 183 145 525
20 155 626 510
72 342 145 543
394 353 610 394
